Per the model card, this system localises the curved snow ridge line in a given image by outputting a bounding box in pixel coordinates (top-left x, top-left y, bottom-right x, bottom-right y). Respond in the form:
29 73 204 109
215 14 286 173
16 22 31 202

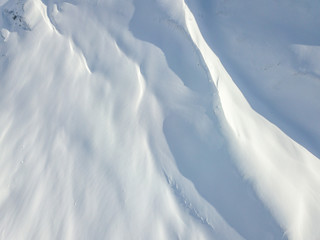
182 2 320 240
134 63 146 109
66 37 92 74
31 0 92 74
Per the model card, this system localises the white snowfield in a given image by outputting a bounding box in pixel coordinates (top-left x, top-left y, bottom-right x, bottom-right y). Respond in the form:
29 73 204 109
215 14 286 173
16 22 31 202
0 0 319 239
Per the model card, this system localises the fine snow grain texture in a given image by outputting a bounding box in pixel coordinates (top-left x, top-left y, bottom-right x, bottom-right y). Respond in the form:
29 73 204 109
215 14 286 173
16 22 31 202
0 0 319 240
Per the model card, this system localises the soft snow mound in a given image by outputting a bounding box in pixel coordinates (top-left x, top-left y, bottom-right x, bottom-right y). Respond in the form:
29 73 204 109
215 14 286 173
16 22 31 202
0 0 319 240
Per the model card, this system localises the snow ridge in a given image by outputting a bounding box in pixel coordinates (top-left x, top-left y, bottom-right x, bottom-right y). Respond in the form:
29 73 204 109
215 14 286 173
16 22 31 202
0 0 319 239
181 2 320 240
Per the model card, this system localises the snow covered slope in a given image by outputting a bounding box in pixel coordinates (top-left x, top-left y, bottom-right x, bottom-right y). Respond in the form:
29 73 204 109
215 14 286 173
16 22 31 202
0 0 319 239
186 0 320 158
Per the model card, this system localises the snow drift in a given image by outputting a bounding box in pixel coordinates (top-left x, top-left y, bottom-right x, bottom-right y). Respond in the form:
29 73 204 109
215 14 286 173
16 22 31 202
0 0 319 239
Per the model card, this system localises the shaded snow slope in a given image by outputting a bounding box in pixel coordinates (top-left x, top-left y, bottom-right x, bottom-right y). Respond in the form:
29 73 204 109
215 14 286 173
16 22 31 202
180 3 320 239
129 1 286 239
0 0 319 240
186 0 320 158
0 0 243 239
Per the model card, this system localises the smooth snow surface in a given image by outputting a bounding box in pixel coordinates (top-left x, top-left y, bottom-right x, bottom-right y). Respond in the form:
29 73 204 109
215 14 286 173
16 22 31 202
0 0 319 240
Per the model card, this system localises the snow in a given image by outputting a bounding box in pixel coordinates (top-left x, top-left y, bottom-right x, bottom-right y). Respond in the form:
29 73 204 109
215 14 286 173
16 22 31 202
186 0 320 158
182 2 320 239
0 0 319 239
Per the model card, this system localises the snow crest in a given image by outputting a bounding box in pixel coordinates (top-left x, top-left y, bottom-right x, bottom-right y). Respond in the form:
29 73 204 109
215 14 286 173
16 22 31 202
0 0 319 239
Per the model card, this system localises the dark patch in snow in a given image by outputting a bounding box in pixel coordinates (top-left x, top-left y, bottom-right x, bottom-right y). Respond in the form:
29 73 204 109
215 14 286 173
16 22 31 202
2 1 31 31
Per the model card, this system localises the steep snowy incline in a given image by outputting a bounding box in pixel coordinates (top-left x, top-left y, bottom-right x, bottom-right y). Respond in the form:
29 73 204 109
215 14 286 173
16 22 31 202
180 1 320 240
186 0 320 158
0 0 319 240
0 0 243 239
129 1 287 239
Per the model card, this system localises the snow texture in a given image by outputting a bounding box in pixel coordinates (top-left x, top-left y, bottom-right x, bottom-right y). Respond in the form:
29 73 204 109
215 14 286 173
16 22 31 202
0 0 319 239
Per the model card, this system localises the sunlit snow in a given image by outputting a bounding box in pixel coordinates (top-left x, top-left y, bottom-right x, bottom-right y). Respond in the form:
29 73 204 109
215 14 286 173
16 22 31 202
0 0 319 239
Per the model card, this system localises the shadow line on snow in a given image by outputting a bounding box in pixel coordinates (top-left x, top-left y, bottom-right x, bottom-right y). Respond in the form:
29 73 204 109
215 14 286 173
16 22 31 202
129 1 287 240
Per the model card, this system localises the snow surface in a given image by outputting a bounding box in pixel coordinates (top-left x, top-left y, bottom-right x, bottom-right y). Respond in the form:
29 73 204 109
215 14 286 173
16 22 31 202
0 0 319 239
